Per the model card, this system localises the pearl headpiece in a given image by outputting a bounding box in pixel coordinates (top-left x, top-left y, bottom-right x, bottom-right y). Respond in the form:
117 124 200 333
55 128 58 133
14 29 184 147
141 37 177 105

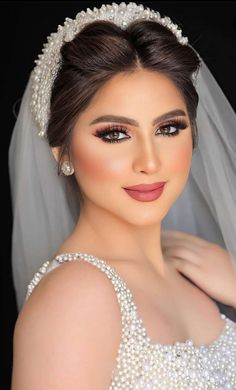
30 2 189 138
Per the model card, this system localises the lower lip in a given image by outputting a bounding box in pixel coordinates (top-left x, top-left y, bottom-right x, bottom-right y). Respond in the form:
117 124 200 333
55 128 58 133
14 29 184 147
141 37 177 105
124 184 166 202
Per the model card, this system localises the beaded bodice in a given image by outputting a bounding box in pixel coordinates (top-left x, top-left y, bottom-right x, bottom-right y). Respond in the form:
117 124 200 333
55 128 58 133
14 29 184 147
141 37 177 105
26 252 236 389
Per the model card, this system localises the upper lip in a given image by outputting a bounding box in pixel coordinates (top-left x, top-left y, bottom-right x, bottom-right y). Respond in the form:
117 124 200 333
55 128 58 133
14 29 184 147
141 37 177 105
124 182 166 192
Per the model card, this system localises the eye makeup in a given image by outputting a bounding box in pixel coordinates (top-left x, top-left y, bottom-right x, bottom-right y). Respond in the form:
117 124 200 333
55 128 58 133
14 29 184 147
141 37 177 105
94 118 188 143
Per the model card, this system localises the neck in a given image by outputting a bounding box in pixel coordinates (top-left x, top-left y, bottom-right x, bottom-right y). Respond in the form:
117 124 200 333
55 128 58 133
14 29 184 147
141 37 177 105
68 199 169 278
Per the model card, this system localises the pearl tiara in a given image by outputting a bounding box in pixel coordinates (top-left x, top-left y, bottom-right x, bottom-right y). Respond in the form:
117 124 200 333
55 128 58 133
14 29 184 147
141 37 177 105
30 2 189 138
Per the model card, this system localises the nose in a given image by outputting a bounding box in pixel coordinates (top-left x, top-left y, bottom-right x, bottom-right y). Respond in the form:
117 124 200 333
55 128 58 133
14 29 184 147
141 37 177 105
133 135 162 174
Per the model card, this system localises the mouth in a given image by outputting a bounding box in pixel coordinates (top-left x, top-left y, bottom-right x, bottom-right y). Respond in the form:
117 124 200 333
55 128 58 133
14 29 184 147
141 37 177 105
123 182 167 192
123 182 166 202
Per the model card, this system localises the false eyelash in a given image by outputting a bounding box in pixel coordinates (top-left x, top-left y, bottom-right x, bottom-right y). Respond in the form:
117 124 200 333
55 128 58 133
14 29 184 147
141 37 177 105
94 119 188 143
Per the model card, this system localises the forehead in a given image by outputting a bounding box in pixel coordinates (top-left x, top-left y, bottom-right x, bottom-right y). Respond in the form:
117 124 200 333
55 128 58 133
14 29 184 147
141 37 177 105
89 69 185 109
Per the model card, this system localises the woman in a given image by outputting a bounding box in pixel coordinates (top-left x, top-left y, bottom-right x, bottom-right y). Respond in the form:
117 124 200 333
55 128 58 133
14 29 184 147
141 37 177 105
9 2 236 389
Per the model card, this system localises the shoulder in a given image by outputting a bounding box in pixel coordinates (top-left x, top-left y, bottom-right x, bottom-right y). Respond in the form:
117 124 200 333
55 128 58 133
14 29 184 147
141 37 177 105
25 258 121 308
12 260 122 389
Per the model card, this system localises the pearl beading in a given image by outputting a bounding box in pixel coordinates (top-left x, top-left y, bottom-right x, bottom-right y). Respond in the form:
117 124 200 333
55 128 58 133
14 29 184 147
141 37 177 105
26 252 236 389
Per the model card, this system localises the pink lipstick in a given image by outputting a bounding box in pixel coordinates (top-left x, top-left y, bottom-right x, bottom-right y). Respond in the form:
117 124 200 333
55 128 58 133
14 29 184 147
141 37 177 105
123 182 166 202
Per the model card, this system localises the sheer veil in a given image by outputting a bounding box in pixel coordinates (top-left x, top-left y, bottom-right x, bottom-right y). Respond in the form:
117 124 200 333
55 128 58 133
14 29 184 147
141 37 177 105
8 24 236 311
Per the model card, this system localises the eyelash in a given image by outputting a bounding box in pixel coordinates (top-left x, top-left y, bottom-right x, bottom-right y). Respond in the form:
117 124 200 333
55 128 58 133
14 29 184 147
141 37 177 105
94 119 188 143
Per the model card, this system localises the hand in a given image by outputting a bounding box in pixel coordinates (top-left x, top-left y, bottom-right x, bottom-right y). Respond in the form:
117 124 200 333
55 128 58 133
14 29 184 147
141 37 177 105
161 229 236 308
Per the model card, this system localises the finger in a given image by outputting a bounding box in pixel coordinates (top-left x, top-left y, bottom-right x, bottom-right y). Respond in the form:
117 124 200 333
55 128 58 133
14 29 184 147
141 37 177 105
161 232 198 251
161 230 206 246
161 229 206 246
161 229 209 248
161 236 212 264
161 237 204 259
163 246 200 265
170 257 199 277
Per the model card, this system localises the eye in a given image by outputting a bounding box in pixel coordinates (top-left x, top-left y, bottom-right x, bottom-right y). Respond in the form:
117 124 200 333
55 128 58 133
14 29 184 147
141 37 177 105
157 120 188 137
94 126 130 143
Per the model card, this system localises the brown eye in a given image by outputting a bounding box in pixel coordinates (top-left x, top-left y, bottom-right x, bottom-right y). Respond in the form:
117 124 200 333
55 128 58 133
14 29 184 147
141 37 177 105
156 120 188 137
108 131 121 140
94 126 130 143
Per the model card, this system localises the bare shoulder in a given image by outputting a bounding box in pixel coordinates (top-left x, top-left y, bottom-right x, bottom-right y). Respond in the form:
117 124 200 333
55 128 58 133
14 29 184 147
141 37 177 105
12 260 122 390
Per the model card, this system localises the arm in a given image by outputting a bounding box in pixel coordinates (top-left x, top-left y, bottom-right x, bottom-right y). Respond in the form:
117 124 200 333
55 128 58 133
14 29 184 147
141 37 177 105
11 261 122 390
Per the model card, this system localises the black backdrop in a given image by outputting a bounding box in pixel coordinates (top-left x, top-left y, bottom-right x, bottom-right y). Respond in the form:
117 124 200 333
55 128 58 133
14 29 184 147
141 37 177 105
2 1 236 389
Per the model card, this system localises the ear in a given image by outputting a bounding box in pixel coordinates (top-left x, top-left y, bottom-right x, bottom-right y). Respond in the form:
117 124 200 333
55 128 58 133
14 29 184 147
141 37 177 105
51 146 61 163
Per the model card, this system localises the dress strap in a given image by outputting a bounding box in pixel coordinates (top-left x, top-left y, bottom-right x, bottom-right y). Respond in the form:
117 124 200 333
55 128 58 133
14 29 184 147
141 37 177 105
25 252 139 325
25 252 149 384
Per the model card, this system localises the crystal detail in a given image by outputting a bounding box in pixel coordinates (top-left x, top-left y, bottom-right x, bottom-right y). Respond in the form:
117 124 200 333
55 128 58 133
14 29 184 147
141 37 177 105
25 252 236 389
61 160 74 176
30 2 192 138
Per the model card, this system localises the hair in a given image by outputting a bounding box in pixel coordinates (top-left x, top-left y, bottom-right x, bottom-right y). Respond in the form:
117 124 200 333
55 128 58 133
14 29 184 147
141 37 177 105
47 19 201 205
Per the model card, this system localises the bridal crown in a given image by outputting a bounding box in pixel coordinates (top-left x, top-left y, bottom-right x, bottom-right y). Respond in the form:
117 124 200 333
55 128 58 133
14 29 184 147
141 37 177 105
30 2 189 138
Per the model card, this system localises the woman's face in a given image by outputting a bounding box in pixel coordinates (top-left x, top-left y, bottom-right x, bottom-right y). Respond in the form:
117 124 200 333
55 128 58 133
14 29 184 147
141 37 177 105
69 69 193 225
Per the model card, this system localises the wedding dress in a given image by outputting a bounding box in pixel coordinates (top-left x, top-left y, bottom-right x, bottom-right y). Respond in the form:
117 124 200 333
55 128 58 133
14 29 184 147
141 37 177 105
25 251 236 389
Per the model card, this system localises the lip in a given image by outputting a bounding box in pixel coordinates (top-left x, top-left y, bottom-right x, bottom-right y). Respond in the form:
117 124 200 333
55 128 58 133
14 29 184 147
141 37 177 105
124 183 166 202
123 182 166 192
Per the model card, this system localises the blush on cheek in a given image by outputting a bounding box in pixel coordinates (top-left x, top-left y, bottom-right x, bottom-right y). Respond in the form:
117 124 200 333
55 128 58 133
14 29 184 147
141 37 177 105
168 145 192 173
72 143 127 180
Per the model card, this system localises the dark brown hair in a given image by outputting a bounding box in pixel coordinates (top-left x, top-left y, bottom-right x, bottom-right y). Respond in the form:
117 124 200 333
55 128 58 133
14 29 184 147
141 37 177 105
47 19 201 203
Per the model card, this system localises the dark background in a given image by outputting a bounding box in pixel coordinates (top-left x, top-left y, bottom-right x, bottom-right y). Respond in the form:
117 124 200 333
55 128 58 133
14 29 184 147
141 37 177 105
2 1 236 388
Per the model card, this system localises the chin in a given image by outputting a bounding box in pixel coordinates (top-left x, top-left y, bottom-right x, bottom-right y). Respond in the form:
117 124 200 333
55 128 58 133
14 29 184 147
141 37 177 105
120 206 167 227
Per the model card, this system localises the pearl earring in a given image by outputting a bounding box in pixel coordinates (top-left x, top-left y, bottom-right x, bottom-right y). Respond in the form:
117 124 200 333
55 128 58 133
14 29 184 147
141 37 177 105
61 160 74 176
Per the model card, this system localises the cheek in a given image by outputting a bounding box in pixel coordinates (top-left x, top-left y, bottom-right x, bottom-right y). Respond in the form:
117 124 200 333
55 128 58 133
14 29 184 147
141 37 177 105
170 151 192 173
167 139 192 174
71 139 127 181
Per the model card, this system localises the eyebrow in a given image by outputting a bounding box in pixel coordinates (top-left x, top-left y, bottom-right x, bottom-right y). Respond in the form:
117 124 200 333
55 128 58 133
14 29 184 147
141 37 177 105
89 109 187 127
